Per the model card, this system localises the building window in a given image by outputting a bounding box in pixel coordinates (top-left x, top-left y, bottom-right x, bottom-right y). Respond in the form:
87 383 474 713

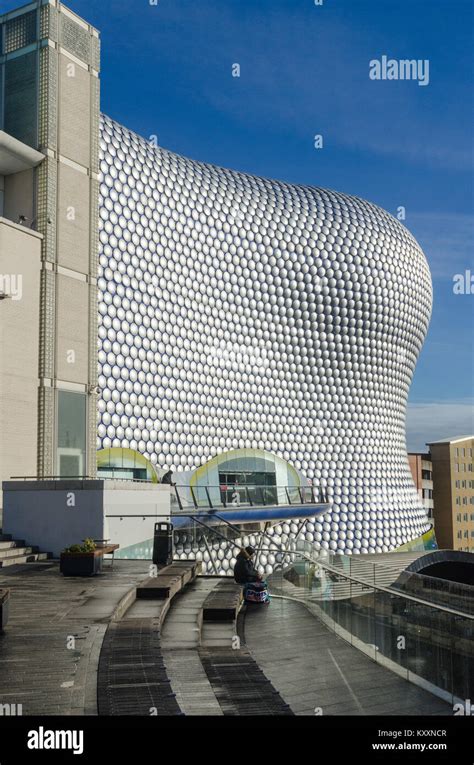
57 391 87 477
457 513 462 522
463 497 468 505
457 531 462 539
455 463 459 472
469 464 473 472
456 497 461 505
455 448 459 457
464 530 469 538
463 513 468 521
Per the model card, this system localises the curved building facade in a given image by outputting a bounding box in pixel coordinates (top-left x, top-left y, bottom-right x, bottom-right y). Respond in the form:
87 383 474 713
97 114 432 554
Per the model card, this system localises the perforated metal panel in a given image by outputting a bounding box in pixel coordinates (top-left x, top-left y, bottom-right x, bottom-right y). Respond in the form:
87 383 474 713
97 114 433 555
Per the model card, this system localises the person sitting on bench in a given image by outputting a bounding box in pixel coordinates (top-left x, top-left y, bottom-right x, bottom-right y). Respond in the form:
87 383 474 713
233 546 270 604
234 546 260 584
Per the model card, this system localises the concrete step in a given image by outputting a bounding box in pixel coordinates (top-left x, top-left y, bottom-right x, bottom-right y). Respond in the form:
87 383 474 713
0 541 18 550
0 546 34 559
0 552 50 568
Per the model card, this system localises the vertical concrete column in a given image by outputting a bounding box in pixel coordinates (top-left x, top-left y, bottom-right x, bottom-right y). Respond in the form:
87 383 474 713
35 1 100 477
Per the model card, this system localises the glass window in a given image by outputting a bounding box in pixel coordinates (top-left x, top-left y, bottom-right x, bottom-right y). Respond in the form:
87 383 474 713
57 391 87 477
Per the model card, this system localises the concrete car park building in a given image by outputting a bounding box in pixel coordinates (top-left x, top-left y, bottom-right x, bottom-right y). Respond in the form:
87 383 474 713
1 0 434 559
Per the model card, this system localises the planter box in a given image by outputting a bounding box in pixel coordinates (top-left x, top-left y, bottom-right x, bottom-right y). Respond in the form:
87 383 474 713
60 550 103 577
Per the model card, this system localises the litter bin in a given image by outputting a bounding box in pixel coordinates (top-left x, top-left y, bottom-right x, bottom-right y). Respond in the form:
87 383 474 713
152 522 173 566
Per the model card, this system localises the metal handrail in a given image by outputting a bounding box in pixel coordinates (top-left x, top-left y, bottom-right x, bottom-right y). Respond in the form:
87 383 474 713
173 483 329 510
101 509 472 618
173 512 474 620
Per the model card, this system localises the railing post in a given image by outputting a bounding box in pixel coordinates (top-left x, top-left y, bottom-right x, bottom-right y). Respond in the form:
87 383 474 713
174 486 183 511
204 486 213 509
190 486 198 509
245 486 253 506
259 486 265 506
285 486 292 505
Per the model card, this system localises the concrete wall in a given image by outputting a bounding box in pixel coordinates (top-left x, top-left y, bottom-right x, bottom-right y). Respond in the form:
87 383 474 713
3 168 34 224
56 273 89 384
2 479 170 558
57 162 90 273
104 482 171 558
2 480 105 557
0 219 42 520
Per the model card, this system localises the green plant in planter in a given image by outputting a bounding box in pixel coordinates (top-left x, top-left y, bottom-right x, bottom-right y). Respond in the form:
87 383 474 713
60 538 100 576
63 538 97 554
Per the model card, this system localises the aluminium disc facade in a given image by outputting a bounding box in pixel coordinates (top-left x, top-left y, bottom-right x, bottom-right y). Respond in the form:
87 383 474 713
97 114 433 554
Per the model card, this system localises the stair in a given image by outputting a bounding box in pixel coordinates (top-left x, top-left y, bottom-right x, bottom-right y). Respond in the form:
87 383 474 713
0 532 51 568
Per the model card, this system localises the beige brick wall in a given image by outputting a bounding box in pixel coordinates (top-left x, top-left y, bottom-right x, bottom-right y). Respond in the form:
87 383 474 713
0 220 41 513
56 273 89 384
57 162 90 273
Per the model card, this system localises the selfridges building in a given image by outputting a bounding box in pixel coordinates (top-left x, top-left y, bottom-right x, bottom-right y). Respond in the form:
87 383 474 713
97 114 433 555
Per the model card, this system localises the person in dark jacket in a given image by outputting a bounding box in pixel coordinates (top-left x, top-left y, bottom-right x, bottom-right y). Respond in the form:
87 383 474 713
161 468 175 486
233 546 261 584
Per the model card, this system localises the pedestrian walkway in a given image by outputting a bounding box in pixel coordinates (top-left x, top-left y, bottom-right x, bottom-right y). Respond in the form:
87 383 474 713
0 560 150 715
242 597 451 715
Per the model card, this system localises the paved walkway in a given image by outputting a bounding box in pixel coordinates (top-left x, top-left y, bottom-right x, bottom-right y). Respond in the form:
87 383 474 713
0 560 149 715
161 579 223 715
243 597 452 716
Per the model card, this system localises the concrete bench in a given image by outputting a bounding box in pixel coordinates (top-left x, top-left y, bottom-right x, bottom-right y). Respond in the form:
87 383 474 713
0 589 10 631
136 560 200 600
202 580 243 622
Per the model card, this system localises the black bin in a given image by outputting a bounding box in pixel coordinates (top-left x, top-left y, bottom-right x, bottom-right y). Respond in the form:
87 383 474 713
152 522 173 566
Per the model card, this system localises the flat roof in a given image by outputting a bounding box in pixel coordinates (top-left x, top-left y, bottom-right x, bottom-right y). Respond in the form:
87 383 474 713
427 435 474 445
0 131 44 175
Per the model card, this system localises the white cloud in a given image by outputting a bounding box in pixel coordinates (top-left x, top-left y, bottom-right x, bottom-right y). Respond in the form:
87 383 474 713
408 212 474 280
406 400 474 452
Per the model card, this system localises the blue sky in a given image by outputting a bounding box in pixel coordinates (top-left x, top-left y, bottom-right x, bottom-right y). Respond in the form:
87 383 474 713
6 0 473 449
